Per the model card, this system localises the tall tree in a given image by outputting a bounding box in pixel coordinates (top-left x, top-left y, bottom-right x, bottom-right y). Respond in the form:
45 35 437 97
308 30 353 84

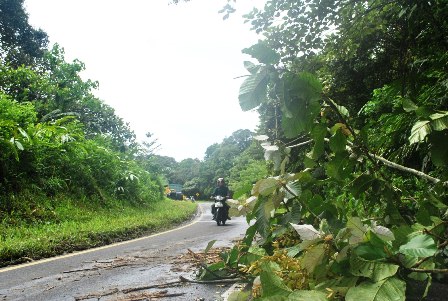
0 45 137 151
0 0 48 66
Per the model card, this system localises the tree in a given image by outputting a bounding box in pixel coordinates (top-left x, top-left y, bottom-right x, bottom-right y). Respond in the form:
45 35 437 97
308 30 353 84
0 0 48 66
228 142 267 198
171 158 201 184
222 129 253 151
182 177 201 198
0 45 137 152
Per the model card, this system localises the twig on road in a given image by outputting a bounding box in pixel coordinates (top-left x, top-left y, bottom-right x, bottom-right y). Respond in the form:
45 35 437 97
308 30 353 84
74 288 119 300
121 280 184 294
120 290 186 301
63 267 99 274
179 275 243 284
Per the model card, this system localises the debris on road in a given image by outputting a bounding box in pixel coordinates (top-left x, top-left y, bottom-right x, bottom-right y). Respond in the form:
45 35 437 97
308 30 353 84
73 247 238 301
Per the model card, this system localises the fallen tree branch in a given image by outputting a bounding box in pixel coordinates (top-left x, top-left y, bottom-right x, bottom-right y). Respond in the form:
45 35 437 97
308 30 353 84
408 268 448 274
288 139 313 148
179 275 243 284
342 139 447 186
111 276 242 297
74 288 119 300
371 154 443 185
187 248 228 279
122 292 185 301
322 97 447 186
63 267 99 274
121 280 183 294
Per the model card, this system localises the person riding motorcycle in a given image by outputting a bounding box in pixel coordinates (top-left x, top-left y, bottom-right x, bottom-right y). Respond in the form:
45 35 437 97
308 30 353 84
211 178 231 220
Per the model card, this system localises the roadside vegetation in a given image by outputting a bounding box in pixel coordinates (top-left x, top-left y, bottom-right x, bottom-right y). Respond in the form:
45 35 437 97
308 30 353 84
0 199 196 267
191 1 448 300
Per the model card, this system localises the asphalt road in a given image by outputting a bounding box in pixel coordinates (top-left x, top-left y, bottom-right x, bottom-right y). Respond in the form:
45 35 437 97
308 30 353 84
0 202 249 301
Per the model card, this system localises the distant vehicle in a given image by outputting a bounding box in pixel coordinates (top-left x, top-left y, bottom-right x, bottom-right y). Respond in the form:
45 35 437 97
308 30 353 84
168 191 183 200
166 183 184 200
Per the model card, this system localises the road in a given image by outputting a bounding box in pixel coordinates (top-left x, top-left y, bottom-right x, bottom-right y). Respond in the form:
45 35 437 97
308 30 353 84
0 202 249 301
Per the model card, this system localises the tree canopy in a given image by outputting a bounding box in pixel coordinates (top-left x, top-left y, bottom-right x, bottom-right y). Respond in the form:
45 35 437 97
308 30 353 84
0 0 48 66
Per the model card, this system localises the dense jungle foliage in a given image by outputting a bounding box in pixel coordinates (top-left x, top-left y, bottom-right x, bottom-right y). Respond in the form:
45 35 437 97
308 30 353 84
194 0 448 300
0 0 265 225
0 0 165 224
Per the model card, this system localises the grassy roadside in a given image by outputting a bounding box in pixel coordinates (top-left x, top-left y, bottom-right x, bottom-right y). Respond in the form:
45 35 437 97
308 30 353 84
0 199 197 267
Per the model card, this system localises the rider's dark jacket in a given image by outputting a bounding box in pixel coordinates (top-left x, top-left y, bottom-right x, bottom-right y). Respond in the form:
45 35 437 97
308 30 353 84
212 186 229 198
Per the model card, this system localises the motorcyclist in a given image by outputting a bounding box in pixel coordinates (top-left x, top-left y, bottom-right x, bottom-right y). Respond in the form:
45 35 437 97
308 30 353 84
211 178 231 220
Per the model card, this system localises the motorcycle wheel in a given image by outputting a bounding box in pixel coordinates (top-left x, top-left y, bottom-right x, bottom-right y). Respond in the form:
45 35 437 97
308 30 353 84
216 208 221 226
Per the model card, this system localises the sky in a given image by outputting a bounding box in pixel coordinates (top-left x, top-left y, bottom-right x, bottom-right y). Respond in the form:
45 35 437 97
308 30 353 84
24 0 264 161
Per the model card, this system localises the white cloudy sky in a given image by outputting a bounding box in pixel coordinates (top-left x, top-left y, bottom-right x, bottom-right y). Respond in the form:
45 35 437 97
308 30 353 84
24 0 264 161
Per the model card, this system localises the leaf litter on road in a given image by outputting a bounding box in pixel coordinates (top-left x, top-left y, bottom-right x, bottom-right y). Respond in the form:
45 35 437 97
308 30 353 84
74 247 236 300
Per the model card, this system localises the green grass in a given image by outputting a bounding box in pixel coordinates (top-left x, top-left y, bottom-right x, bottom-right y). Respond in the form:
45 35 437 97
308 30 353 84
0 199 197 267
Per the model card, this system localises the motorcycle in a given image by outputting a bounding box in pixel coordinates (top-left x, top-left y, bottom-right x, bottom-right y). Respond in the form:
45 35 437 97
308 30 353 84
213 195 228 226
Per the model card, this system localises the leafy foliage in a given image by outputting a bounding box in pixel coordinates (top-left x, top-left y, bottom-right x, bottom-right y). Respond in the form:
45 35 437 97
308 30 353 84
0 1 163 223
202 0 448 300
0 0 48 66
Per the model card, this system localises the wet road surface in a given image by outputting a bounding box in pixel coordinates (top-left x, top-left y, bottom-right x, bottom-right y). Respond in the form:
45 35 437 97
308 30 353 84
0 202 249 301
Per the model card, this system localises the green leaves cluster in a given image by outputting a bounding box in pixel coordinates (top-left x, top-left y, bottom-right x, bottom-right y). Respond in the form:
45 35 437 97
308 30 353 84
0 94 163 219
211 1 448 300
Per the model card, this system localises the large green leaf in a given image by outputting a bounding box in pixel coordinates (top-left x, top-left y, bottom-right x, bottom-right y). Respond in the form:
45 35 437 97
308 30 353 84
347 217 367 245
429 111 448 131
324 152 354 181
295 72 323 98
204 240 216 254
310 123 327 159
280 72 322 138
287 290 327 300
281 114 308 138
329 129 347 153
398 234 437 258
349 254 399 282
239 66 269 111
253 178 279 196
345 277 406 301
228 290 251 301
290 223 322 241
429 131 448 167
326 97 350 117
242 40 280 65
254 197 275 238
243 61 259 74
350 174 376 198
402 98 418 112
353 242 388 261
391 225 414 249
371 224 395 242
260 265 292 298
409 120 431 144
285 180 301 198
301 243 326 273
